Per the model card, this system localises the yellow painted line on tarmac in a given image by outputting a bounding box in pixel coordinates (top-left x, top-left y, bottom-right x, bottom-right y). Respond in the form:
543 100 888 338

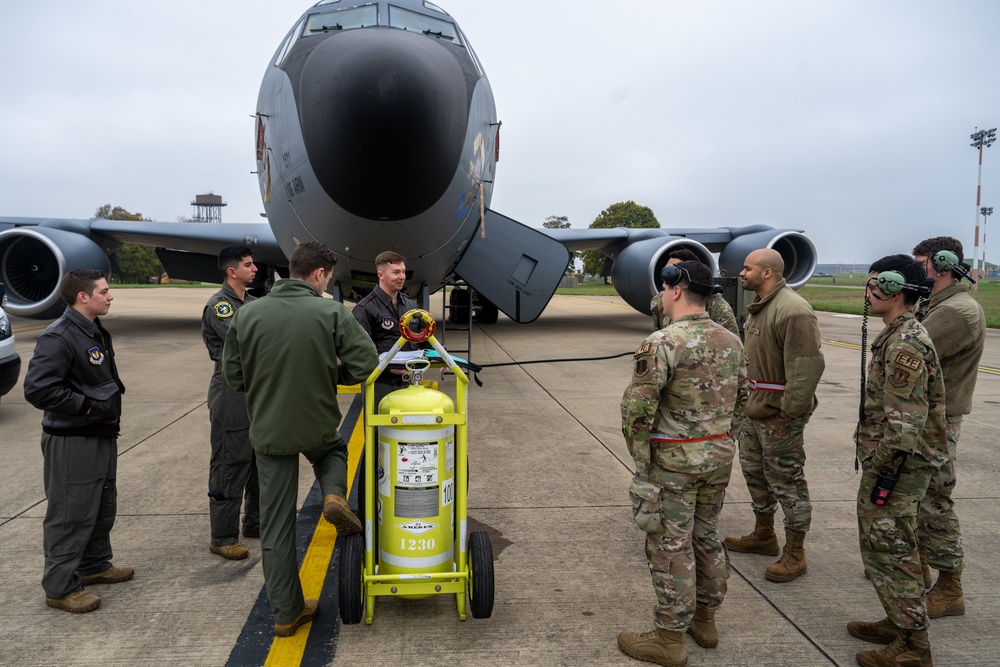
338 383 361 394
822 339 1000 375
557 294 634 309
13 324 48 333
263 414 366 667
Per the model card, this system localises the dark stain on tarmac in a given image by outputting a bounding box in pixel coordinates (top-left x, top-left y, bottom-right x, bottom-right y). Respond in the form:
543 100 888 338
468 515 512 560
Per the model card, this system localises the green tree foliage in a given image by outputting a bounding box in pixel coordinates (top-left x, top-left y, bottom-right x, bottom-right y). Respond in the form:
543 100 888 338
582 201 659 280
96 204 165 284
542 215 570 229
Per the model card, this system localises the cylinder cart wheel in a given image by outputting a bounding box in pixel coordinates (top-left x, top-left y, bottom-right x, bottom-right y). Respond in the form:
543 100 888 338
338 533 365 624
468 531 494 618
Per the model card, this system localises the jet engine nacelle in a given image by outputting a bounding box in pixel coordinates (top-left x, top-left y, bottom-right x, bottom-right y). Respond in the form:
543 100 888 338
610 237 715 315
0 226 111 319
717 227 817 289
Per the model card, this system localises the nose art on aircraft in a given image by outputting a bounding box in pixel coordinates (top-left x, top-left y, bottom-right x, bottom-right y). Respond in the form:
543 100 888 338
299 28 469 221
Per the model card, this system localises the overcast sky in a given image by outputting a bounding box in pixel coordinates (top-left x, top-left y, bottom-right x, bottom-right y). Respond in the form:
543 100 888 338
2 1 999 265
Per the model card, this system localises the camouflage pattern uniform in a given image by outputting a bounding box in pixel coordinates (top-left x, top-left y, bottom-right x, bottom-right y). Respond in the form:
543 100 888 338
651 291 740 336
855 311 947 631
621 312 748 631
914 282 985 573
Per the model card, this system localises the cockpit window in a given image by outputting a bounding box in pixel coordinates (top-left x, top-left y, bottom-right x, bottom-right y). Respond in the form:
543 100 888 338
305 5 379 35
388 5 461 43
275 19 305 66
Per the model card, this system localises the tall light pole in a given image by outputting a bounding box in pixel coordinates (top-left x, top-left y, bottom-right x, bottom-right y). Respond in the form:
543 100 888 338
982 206 994 278
970 127 996 289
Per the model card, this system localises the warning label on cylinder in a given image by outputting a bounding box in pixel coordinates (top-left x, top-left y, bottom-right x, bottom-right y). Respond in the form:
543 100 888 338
397 442 438 487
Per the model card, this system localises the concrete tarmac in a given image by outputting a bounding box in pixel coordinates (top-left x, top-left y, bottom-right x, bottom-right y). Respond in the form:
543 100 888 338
1 287 997 666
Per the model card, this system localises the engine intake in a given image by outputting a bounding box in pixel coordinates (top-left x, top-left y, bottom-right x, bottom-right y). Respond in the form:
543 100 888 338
609 237 715 314
718 228 817 288
0 227 111 319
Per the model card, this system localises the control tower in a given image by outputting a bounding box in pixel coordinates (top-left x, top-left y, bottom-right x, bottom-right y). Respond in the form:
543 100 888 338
190 193 227 223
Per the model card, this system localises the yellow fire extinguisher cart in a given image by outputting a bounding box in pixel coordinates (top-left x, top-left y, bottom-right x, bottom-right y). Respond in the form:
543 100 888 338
338 309 494 624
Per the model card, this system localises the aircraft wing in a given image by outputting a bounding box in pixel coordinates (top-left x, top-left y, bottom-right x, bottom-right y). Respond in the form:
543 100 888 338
0 216 284 318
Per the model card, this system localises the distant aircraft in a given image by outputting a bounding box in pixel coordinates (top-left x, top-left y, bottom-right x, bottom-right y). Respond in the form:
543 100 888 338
0 0 815 323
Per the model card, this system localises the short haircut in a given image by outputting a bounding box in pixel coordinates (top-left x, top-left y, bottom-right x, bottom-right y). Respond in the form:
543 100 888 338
59 269 105 306
375 251 406 271
666 248 701 265
868 254 927 306
218 245 253 277
912 236 963 263
289 241 337 280
677 260 712 305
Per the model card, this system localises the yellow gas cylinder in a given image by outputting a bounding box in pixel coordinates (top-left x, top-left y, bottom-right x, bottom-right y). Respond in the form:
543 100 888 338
377 382 456 591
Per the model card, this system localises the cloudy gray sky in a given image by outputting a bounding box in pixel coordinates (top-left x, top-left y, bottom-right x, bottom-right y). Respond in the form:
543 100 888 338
2 1 999 264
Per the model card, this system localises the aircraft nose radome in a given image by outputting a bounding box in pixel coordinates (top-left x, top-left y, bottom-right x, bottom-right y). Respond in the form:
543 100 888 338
299 28 469 221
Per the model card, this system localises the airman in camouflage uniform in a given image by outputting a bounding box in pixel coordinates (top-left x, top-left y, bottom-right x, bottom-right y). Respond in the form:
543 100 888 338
848 255 946 667
618 261 748 667
912 236 986 619
649 248 740 336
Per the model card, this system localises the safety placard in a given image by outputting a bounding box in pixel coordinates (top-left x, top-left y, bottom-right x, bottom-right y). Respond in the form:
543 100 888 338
397 441 438 487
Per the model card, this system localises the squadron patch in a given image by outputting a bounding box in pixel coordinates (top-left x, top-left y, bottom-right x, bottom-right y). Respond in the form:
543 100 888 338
634 358 649 377
634 342 652 357
213 301 234 319
888 368 911 388
381 316 394 330
87 346 105 366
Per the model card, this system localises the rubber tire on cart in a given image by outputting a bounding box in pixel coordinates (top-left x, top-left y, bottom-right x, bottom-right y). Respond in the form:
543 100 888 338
338 533 365 624
468 531 494 619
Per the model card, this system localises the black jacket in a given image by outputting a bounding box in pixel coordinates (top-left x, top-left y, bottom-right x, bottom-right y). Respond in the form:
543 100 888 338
23 306 125 436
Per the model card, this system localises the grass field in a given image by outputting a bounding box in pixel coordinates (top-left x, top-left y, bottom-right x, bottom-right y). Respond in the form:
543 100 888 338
557 275 1000 328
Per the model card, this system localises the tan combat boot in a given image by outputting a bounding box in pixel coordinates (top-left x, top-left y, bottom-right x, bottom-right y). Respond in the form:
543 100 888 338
855 629 932 667
322 494 362 535
723 513 779 556
687 607 718 648
926 569 965 618
847 617 900 645
616 627 687 667
764 528 807 582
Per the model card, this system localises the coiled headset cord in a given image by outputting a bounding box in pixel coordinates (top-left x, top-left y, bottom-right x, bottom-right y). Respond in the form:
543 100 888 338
856 298 870 471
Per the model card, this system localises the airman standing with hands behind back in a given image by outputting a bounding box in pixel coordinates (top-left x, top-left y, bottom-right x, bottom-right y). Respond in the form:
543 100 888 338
724 248 824 583
618 260 748 667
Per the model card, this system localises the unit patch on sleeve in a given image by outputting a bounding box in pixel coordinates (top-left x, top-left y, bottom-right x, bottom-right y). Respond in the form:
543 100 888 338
634 342 651 357
213 301 234 319
894 351 922 371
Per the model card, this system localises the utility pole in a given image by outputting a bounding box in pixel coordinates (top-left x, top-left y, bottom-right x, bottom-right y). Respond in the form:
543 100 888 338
970 127 996 290
982 206 994 279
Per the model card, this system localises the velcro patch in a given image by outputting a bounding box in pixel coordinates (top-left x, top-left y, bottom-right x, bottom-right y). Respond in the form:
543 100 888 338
213 301 234 318
634 359 649 377
888 368 911 388
894 351 922 371
635 342 651 357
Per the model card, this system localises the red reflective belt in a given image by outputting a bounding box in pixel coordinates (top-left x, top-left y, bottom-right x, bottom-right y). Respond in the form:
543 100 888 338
748 379 785 392
650 432 731 443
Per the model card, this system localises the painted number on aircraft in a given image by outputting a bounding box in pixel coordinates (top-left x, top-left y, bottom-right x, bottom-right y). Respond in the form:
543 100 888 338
401 538 436 552
284 175 306 199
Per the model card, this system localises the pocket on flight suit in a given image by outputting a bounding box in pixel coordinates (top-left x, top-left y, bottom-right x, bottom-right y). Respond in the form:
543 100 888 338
629 477 666 534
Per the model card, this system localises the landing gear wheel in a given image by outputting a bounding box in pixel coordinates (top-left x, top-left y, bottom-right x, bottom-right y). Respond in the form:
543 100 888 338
468 531 494 619
449 288 471 324
477 299 499 324
338 533 364 624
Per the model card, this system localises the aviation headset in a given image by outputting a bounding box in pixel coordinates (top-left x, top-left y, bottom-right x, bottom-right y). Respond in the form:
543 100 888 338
660 264 716 297
930 249 976 284
868 270 930 299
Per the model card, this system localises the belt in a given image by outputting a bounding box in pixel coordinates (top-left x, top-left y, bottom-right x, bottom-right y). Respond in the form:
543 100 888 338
650 432 731 443
748 379 785 392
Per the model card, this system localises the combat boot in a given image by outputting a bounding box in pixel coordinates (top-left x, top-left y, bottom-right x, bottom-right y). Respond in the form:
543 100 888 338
847 617 900 645
616 627 687 667
723 513 779 556
765 528 807 582
926 569 964 618
687 607 718 648
322 494 362 535
855 629 932 667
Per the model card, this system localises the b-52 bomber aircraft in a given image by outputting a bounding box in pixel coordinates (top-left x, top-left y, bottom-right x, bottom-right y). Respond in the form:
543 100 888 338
0 0 816 324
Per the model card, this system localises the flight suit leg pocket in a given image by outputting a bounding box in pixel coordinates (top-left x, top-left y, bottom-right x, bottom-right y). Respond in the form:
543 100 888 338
629 477 665 534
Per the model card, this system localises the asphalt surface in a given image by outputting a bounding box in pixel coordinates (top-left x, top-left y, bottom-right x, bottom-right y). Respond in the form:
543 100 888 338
1 287 997 666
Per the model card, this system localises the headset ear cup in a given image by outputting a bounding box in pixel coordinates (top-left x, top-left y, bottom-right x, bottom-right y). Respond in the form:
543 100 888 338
875 271 905 294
